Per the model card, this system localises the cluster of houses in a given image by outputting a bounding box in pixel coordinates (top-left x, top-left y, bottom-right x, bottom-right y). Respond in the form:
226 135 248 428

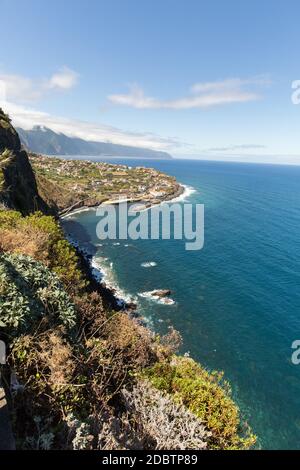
30 154 179 204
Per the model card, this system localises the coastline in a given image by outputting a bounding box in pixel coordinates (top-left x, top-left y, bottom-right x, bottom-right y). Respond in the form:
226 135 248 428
70 240 137 313
61 182 196 319
61 182 194 219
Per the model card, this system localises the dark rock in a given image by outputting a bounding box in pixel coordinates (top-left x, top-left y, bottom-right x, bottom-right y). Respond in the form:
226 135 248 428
126 302 137 311
151 289 171 298
0 108 53 215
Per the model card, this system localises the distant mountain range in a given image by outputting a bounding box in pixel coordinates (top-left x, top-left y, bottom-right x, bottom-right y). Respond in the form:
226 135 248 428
17 126 172 159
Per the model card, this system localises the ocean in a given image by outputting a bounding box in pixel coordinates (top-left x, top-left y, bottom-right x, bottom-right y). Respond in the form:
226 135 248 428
62 158 300 450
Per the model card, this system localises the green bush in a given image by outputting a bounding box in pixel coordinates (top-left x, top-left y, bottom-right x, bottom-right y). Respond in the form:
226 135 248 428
0 253 77 335
143 356 256 450
0 209 22 227
0 210 87 291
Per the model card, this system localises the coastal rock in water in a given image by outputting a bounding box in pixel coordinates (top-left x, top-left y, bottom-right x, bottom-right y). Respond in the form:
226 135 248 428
138 290 175 306
150 289 171 298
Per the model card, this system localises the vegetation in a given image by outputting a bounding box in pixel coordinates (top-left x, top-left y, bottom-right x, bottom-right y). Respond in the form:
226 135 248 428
0 110 14 132
143 356 256 450
0 253 76 335
29 153 181 213
0 110 256 450
0 208 256 450
0 149 13 191
0 210 86 292
121 379 210 450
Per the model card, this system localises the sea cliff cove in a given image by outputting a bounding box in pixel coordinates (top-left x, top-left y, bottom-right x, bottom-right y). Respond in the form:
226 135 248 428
0 0 300 458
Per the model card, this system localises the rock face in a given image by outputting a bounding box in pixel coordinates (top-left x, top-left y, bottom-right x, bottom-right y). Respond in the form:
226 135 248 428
0 109 51 215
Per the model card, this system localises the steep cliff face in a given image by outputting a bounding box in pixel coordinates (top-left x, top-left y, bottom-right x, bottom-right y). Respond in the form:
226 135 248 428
0 108 51 215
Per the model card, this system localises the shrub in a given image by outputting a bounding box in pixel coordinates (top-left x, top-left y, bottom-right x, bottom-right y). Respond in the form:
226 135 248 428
64 379 210 450
121 379 210 450
0 253 77 334
143 356 256 450
0 226 50 262
65 415 94 450
0 148 13 161
73 291 106 338
9 329 77 448
103 312 156 369
0 209 22 228
0 119 11 130
155 326 182 360
9 325 135 449
0 210 87 292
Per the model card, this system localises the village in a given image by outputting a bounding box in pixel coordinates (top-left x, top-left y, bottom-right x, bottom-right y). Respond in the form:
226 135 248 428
29 154 183 213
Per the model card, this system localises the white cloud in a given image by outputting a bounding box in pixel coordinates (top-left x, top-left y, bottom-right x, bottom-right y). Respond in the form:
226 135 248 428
0 74 43 102
191 76 271 94
108 76 270 110
0 100 181 151
0 67 79 103
206 144 267 153
46 67 79 90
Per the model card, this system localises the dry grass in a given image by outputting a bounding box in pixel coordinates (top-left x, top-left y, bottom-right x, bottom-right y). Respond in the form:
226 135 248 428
10 328 75 390
0 226 50 263
38 332 75 387
74 292 106 339
158 326 182 359
104 312 157 369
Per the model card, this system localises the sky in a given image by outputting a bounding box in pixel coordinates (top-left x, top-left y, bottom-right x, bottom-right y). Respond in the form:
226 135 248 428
0 0 300 163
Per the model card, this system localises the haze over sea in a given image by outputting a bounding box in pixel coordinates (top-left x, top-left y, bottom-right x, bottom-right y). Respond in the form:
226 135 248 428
63 158 300 450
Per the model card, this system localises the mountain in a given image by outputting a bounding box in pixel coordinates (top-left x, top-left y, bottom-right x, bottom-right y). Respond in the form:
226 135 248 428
17 126 173 159
0 110 51 215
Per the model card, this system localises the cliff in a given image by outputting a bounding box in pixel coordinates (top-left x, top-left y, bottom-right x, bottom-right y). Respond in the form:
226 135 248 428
0 109 256 450
0 109 51 215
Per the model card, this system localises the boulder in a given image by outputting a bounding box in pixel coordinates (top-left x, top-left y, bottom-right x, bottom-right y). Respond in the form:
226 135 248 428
151 289 171 298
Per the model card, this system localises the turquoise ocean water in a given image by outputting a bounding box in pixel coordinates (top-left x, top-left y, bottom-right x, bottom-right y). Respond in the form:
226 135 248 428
62 158 300 449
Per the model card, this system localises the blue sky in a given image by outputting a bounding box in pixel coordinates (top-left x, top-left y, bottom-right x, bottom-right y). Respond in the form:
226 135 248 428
0 0 300 163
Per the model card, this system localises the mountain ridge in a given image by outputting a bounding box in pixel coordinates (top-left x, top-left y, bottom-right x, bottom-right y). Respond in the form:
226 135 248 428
17 126 173 159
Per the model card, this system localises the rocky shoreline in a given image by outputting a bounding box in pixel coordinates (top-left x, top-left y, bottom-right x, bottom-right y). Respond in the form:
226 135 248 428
61 182 191 321
68 241 135 313
60 181 185 217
